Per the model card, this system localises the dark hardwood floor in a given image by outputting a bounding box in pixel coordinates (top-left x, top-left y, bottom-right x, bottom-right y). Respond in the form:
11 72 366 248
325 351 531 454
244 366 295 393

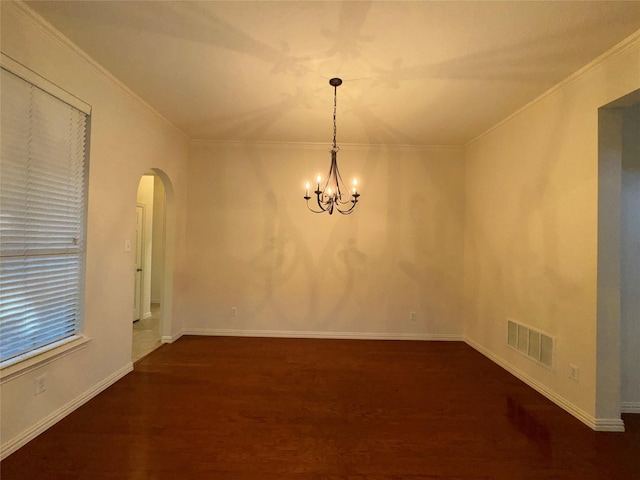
3 337 639 479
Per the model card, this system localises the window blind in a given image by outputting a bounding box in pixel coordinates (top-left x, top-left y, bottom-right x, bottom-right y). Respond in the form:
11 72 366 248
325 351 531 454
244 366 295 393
0 66 89 365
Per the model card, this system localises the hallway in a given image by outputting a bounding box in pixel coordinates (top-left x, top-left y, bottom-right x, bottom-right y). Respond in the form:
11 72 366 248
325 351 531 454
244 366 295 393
132 303 161 363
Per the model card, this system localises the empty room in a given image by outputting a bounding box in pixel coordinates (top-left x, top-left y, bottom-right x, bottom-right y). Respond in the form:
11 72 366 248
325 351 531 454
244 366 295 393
1 1 640 478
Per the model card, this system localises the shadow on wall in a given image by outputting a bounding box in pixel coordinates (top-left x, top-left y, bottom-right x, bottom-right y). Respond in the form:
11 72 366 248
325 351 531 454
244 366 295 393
248 191 298 315
242 187 369 330
464 85 588 344
399 193 462 330
186 141 464 335
332 237 368 316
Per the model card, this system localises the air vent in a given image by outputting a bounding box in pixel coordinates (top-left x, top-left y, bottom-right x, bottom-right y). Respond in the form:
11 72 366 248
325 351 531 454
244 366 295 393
506 319 554 369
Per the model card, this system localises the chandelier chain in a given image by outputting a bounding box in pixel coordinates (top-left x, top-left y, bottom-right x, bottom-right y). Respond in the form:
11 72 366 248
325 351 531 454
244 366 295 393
333 85 337 150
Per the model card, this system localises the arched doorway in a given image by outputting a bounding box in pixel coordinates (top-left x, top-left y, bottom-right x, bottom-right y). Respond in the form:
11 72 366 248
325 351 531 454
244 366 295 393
132 169 174 362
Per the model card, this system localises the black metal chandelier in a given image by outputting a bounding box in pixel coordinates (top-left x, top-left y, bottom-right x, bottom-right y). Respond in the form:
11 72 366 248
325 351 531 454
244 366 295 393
304 78 360 215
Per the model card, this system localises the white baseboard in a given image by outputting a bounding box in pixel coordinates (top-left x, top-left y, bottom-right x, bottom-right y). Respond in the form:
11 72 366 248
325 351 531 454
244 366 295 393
594 418 627 432
622 401 640 414
464 337 625 432
0 363 133 460
142 311 152 320
161 330 183 344
183 328 463 342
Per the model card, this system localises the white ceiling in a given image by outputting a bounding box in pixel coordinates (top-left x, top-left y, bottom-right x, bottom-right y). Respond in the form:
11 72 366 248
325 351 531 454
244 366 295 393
25 1 640 146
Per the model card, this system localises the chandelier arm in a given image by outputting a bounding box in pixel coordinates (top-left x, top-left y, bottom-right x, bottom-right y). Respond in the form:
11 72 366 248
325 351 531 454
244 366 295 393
338 192 359 212
332 153 356 206
334 201 358 215
317 193 329 212
305 193 329 213
316 186 336 214
306 202 327 214
321 161 334 194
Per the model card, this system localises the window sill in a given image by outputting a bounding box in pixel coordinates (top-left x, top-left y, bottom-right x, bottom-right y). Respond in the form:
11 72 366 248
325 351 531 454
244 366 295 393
0 335 92 383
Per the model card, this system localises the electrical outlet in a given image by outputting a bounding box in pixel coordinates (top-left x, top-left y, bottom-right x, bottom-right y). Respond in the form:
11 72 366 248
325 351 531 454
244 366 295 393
35 374 47 395
409 311 416 321
231 307 237 316
569 364 579 382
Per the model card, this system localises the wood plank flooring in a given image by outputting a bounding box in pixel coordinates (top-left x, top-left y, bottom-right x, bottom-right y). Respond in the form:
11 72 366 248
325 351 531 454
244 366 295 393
3 337 639 479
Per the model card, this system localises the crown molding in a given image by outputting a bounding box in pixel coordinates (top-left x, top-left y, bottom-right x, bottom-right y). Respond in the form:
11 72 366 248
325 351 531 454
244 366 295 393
5 1 188 140
189 138 464 152
466 28 640 147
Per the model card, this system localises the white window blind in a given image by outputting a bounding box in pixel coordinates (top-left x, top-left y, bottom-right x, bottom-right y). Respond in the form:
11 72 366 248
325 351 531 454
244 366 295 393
1 65 89 366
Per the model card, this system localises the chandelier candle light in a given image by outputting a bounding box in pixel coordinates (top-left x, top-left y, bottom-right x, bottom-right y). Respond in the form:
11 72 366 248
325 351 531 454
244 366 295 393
304 78 360 215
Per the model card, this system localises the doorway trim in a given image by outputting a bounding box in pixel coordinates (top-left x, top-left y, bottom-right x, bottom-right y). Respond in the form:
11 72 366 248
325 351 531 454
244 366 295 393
133 203 145 322
148 168 179 344
596 89 640 431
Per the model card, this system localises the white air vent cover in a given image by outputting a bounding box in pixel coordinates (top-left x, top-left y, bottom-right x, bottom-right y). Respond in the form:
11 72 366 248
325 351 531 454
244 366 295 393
507 320 518 348
506 319 554 369
540 333 553 368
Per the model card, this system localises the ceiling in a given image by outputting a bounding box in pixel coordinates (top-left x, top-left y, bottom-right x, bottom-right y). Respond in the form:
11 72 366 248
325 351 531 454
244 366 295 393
25 1 640 146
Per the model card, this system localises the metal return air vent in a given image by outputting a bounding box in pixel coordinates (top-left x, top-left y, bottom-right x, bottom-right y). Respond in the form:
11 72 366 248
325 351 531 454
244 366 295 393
507 320 554 369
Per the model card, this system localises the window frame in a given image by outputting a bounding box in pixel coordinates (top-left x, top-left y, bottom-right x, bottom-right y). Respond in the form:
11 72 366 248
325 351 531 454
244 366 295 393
0 54 92 381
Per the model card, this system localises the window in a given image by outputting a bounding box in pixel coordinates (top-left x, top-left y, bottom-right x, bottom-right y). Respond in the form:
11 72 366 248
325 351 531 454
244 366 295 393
0 56 90 368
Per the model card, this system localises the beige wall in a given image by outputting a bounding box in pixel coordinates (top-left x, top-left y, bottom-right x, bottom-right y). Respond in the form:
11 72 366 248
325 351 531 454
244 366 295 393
185 142 465 339
464 35 640 427
0 2 189 456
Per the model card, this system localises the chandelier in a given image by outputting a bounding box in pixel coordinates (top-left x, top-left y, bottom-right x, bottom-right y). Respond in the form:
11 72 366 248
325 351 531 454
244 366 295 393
304 78 360 215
